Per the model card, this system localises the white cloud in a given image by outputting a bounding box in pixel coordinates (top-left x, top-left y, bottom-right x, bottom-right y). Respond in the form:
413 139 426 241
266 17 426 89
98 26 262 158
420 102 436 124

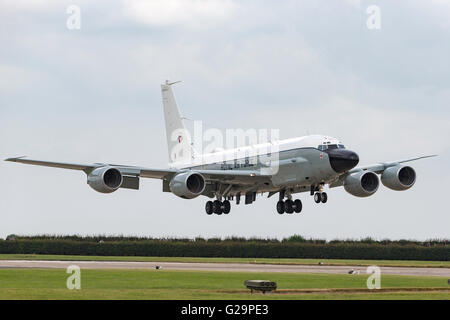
122 0 237 27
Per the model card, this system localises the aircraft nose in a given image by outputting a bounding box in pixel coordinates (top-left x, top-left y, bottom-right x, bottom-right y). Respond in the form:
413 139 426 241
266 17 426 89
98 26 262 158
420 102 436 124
327 149 359 173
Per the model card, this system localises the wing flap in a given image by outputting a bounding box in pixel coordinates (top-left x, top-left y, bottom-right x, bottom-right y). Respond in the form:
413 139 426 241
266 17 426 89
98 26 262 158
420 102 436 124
195 169 272 184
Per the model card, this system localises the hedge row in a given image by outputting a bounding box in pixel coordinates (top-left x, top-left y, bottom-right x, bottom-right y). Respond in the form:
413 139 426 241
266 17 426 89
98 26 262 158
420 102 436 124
6 234 449 246
0 239 448 261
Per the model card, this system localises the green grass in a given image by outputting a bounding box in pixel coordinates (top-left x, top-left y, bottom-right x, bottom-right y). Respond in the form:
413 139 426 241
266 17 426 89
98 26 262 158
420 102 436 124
0 268 448 300
0 254 448 268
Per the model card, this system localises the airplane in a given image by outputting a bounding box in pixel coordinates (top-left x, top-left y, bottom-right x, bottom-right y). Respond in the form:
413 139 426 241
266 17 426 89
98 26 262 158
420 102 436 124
5 80 436 215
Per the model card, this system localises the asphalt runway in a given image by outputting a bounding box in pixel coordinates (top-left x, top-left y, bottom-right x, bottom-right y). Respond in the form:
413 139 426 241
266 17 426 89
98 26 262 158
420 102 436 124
0 260 449 277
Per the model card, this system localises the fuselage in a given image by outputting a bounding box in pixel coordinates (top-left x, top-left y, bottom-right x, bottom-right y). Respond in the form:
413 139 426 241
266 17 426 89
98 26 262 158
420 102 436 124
171 134 359 194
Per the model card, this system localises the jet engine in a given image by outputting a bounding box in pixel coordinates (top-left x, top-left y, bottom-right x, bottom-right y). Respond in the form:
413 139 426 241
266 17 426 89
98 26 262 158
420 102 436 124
381 165 416 191
87 167 123 193
344 171 379 197
169 171 205 199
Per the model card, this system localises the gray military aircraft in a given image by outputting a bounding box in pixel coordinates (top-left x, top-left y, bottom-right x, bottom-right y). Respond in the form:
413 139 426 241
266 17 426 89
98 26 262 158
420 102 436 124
5 81 436 215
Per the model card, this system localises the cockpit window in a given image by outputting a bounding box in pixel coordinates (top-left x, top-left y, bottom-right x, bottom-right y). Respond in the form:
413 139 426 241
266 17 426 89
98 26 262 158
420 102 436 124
328 144 338 150
318 144 345 151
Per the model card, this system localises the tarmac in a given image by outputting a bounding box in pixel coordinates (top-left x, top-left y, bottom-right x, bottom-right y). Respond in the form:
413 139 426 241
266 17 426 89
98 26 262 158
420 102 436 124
0 260 449 277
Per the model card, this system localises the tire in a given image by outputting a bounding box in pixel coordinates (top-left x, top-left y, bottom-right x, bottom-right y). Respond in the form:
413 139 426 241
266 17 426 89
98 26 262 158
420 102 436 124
294 199 302 213
285 200 294 214
222 200 231 214
321 192 328 203
205 201 213 215
213 200 223 215
314 193 321 203
276 201 285 214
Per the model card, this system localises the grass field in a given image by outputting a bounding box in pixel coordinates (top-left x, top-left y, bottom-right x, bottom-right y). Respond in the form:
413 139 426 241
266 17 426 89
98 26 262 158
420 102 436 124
1 254 449 268
0 268 448 300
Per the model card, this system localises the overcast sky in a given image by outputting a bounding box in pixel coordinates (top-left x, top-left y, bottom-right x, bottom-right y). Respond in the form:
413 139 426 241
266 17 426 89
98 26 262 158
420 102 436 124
1 0 449 240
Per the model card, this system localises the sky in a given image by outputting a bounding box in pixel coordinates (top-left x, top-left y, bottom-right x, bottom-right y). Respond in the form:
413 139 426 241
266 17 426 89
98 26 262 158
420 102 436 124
0 0 449 240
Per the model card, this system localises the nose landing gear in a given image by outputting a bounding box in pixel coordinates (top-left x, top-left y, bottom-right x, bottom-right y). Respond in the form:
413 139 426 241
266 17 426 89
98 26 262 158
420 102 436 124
314 192 328 204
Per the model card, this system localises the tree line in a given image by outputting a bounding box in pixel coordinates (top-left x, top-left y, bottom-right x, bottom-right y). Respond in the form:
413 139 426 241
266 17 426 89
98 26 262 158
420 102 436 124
1 234 448 261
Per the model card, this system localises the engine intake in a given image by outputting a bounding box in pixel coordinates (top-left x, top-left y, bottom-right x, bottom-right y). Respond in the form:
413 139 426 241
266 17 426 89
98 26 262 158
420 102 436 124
381 165 416 191
169 171 205 199
87 167 123 193
344 171 379 197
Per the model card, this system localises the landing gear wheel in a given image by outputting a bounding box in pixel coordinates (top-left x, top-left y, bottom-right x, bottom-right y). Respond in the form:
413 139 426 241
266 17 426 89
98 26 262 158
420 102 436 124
314 193 321 203
285 200 294 214
276 201 285 214
222 200 231 214
321 192 328 203
213 200 223 215
294 199 302 213
205 201 213 215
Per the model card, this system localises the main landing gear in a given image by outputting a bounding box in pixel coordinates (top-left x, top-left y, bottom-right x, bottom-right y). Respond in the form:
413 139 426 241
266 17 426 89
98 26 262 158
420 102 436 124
205 199 231 215
276 190 302 214
276 199 302 214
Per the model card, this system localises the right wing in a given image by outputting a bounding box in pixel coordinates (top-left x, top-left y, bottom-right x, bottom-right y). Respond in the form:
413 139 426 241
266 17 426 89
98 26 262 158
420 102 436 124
5 157 178 178
5 157 271 185
5 157 94 172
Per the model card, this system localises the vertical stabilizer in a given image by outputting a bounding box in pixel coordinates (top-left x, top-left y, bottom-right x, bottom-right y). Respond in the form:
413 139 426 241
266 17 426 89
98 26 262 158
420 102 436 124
161 80 192 164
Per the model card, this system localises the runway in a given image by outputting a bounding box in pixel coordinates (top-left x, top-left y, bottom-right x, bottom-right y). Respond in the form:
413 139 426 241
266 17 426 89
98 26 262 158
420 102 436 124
0 260 449 277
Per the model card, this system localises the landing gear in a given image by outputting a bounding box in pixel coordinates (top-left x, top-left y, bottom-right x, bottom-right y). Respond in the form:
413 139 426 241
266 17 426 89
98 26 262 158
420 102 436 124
222 200 231 214
206 199 231 215
213 200 223 215
293 199 302 213
205 201 213 215
314 193 321 203
276 196 302 214
314 192 328 204
285 200 294 214
276 201 285 214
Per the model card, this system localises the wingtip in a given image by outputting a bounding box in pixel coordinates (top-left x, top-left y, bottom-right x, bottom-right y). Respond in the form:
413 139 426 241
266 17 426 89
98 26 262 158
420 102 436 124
5 156 26 162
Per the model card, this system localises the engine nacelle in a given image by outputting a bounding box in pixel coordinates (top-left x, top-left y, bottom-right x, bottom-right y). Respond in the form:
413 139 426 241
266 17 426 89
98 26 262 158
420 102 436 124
381 165 416 191
87 167 123 193
344 171 379 197
169 171 205 199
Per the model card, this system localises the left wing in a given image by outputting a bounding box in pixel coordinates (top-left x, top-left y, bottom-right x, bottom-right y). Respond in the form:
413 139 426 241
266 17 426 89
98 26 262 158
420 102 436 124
329 154 437 188
348 154 437 174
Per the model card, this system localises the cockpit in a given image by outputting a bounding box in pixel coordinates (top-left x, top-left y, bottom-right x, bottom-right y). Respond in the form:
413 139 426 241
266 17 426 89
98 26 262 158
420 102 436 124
318 143 346 151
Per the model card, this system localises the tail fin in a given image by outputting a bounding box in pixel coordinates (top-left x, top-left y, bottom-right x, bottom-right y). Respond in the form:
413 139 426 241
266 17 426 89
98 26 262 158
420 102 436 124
161 80 193 164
